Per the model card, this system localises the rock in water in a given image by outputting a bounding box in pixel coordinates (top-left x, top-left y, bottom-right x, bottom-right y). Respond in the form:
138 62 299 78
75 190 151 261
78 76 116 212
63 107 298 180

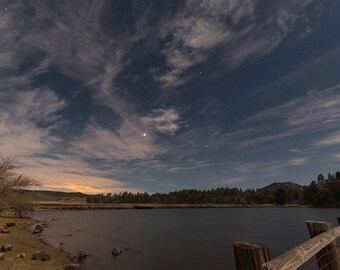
6 222 15 227
0 253 4 260
0 244 13 252
33 224 43 233
77 249 87 259
1 228 10 233
41 222 49 228
65 263 81 270
112 246 122 256
32 251 51 261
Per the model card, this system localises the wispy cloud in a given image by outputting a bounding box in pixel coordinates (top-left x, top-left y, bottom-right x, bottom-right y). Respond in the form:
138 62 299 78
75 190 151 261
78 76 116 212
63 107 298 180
154 0 314 89
236 85 340 149
332 154 340 160
246 85 340 128
287 157 310 166
168 161 234 172
312 132 340 147
17 155 140 194
72 123 167 161
214 176 245 186
0 88 66 157
141 108 181 135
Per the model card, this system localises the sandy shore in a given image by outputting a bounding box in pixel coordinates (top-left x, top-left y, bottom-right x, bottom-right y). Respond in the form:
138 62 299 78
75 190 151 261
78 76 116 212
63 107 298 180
0 217 72 270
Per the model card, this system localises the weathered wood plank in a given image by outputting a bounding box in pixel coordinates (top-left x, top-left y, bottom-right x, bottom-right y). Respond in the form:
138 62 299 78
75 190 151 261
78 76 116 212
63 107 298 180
261 226 340 270
307 221 340 270
234 241 271 270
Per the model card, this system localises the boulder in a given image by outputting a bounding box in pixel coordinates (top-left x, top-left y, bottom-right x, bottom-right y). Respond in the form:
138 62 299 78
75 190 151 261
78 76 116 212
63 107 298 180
77 249 87 259
33 224 43 234
112 246 122 256
6 222 15 227
65 264 81 270
0 244 13 252
1 228 10 233
32 251 51 261
0 253 4 260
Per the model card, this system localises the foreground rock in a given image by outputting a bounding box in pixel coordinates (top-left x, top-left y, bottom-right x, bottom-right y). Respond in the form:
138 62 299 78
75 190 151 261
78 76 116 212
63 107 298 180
1 244 13 252
32 251 51 261
0 253 4 260
1 228 10 233
112 246 122 256
6 222 16 227
33 224 44 234
65 263 81 270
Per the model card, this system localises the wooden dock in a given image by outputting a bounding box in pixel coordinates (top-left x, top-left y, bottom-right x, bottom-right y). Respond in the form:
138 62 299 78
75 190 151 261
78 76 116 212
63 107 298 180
234 217 340 270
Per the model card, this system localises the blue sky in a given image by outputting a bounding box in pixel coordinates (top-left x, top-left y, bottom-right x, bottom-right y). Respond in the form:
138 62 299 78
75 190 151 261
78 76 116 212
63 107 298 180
1 0 340 194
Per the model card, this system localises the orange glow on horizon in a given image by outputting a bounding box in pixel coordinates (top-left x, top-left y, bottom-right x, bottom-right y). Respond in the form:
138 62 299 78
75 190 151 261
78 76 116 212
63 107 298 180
28 172 142 195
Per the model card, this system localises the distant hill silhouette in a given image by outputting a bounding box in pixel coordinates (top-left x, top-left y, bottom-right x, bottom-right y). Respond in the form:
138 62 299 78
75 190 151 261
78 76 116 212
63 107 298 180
260 181 303 192
24 190 88 202
259 181 304 205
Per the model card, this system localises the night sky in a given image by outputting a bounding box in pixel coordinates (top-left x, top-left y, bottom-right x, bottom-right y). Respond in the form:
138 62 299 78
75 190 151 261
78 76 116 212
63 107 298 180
1 1 340 194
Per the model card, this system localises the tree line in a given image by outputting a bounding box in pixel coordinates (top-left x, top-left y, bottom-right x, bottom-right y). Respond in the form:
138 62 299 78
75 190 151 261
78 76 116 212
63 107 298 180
87 170 340 206
86 183 303 205
303 171 340 206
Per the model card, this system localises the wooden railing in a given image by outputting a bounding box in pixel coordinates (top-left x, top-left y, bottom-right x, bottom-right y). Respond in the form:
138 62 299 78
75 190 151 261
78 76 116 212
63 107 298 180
234 218 340 270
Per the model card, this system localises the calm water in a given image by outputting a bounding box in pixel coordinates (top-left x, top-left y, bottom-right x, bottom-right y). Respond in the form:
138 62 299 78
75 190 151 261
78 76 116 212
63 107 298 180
33 208 340 270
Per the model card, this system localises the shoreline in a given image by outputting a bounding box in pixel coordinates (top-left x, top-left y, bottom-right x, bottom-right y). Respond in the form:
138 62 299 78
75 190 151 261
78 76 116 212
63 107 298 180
36 202 308 210
0 216 73 270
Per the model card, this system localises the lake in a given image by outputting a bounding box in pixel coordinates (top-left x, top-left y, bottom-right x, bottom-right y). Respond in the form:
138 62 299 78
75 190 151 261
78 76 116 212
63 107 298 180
33 208 340 270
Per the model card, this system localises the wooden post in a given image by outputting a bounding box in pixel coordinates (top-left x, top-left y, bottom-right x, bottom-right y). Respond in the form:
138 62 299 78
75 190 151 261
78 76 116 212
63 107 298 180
306 221 340 270
233 241 271 270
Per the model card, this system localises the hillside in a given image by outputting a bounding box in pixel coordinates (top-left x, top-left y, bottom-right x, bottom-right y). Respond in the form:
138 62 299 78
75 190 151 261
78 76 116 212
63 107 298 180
24 190 88 202
260 181 303 193
260 181 304 205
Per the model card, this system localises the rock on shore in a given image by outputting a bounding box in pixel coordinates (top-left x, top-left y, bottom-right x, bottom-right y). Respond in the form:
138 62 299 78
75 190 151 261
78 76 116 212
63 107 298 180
32 251 51 261
1 244 13 252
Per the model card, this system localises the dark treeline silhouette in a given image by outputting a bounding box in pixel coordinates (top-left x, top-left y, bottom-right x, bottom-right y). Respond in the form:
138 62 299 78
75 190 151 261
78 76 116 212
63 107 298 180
86 183 303 205
86 170 340 206
304 171 340 206
87 188 277 205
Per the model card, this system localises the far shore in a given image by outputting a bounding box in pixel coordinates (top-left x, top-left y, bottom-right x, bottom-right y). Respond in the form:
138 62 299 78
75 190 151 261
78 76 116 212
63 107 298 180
35 202 308 210
0 216 72 270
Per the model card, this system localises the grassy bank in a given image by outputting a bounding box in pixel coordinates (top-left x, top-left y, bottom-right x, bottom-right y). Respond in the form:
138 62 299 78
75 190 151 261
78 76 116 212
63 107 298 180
0 217 71 270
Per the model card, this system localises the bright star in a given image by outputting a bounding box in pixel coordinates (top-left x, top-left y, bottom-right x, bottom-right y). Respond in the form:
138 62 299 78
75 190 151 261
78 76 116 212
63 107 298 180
143 133 146 137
